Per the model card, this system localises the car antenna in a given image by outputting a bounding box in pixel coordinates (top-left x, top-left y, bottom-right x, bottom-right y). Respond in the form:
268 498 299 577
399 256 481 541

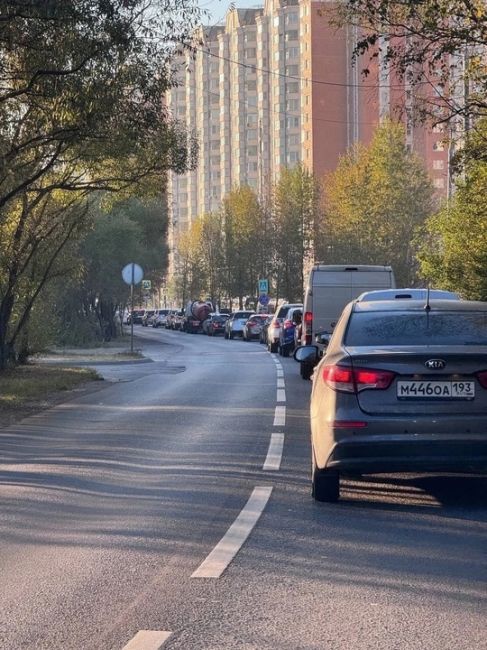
424 284 431 312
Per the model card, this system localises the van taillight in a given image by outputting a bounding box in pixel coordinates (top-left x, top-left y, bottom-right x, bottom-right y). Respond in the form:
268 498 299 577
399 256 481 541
304 311 312 344
322 365 395 393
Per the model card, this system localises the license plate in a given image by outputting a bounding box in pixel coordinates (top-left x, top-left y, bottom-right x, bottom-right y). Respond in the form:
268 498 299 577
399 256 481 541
397 381 475 399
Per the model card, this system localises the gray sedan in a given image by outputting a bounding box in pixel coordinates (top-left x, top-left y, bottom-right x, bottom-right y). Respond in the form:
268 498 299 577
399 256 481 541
295 299 487 502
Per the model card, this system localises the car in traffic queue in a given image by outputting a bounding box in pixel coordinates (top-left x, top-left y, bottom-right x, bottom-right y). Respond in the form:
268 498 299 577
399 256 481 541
356 288 460 302
278 306 302 356
259 315 274 345
224 311 255 339
242 314 269 341
152 309 171 328
141 309 156 326
127 309 145 325
267 302 303 353
203 313 229 336
294 298 487 503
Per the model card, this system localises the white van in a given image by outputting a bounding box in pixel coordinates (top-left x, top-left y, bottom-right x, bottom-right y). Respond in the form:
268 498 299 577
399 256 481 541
300 264 396 378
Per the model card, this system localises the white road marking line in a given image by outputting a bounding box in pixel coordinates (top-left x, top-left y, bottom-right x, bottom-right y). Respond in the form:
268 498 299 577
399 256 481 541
263 433 285 470
122 630 172 650
277 377 285 388
276 368 283 378
191 486 273 578
276 388 286 402
273 405 286 426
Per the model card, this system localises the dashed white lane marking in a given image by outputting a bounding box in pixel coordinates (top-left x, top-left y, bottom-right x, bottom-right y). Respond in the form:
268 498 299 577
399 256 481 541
122 630 171 650
276 368 283 378
273 405 286 426
263 433 285 470
277 377 285 388
276 388 286 402
191 486 273 578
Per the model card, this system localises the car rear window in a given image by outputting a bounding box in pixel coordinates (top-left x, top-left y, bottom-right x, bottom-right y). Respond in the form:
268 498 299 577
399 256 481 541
235 312 253 319
344 311 487 346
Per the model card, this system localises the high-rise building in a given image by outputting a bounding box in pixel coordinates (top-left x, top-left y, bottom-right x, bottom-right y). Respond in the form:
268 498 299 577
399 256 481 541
166 0 449 275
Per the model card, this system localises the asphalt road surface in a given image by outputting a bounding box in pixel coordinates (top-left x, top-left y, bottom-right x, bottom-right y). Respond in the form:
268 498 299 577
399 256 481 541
0 327 485 649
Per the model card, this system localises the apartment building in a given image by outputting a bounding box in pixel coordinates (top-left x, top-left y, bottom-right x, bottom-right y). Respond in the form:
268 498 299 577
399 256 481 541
167 0 449 269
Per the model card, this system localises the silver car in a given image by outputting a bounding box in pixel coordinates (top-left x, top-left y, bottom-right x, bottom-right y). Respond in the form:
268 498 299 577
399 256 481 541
296 299 487 502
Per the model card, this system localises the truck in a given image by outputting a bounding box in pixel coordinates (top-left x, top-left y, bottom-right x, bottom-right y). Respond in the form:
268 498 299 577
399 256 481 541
299 264 396 379
183 300 213 333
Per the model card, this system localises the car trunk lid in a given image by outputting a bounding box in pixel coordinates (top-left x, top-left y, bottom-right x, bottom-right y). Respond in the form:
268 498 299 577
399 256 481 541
346 346 487 415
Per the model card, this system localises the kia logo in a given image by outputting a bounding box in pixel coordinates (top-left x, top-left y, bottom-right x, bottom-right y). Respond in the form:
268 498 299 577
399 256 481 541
425 359 446 369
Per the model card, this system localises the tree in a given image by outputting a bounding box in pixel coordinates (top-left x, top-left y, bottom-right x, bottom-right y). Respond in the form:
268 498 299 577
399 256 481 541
0 0 201 367
336 1 487 130
222 186 263 308
321 120 435 285
272 164 321 302
416 119 487 299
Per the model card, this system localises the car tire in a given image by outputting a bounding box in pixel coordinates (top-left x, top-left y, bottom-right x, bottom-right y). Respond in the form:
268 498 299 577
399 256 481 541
312 466 339 502
300 362 313 380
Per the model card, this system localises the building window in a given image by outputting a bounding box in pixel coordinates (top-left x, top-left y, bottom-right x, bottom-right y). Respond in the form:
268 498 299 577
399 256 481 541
289 133 300 145
247 129 257 140
286 30 298 41
286 116 299 128
211 140 219 150
286 65 299 76
245 48 256 59
286 12 298 24
248 145 258 156
433 141 445 151
247 161 258 172
287 82 299 93
434 178 445 189
433 160 444 170
246 80 257 91
286 47 299 59
287 151 299 163
287 98 299 111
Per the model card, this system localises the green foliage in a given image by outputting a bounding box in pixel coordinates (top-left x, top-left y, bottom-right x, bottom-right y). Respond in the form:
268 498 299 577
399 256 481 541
223 186 264 307
416 121 487 299
321 120 434 285
0 0 200 366
273 164 321 302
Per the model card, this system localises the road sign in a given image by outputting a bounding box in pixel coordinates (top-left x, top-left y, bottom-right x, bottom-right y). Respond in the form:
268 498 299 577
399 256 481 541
142 280 151 290
122 263 143 285
258 278 268 294
258 294 270 306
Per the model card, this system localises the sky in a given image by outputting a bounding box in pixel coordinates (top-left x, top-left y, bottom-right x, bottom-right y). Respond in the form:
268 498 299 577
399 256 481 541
199 0 263 25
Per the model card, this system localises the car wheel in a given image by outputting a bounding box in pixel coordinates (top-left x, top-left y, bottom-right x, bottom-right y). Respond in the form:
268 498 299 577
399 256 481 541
300 362 313 380
312 466 339 502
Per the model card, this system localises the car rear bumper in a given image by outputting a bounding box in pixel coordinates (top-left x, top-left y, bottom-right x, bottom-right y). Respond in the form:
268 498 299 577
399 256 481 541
322 435 487 474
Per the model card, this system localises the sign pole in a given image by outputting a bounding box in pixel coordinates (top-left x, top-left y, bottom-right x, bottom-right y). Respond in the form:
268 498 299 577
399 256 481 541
130 264 134 354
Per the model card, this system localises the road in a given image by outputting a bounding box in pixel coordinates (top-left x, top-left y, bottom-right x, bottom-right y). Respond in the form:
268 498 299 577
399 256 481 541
0 327 485 650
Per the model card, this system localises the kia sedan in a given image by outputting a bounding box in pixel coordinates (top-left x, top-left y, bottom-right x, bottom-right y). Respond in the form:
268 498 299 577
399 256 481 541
295 299 487 502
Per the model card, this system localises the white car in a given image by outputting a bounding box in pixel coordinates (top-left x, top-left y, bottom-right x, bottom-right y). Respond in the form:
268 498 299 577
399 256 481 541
224 311 255 339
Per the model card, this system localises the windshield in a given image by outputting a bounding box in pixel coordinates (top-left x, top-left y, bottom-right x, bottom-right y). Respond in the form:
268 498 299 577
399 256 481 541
345 311 487 346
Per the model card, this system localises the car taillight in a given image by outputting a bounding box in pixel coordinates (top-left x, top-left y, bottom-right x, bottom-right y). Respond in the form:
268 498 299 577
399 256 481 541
322 365 395 393
476 371 487 388
304 311 312 344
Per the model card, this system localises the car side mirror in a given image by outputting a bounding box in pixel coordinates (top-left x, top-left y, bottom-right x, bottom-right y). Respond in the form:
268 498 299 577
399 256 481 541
293 345 319 363
315 331 331 347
